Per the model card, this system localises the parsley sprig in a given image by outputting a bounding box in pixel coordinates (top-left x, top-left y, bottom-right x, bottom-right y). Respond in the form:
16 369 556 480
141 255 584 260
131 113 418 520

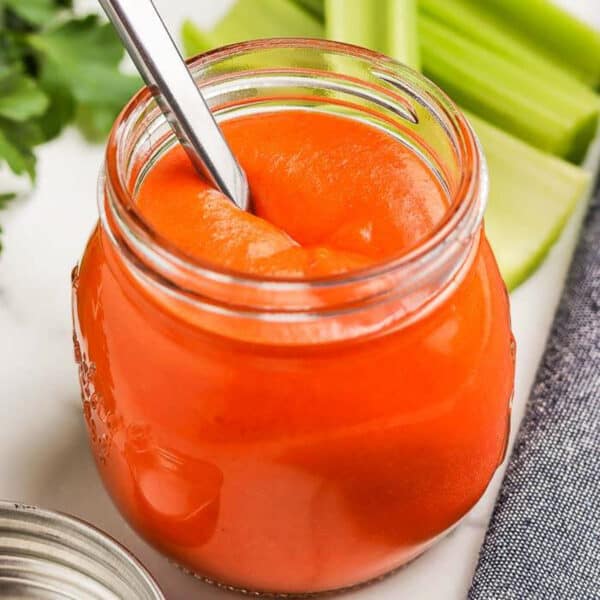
0 0 140 247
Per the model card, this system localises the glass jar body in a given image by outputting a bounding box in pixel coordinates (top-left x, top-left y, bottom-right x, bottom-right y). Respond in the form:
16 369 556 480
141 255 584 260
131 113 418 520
72 39 514 595
73 226 513 594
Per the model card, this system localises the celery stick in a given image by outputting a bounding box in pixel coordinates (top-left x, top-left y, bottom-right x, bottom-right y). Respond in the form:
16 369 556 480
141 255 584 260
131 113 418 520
181 19 214 56
419 0 598 105
485 0 600 89
214 0 323 42
325 0 419 69
388 0 420 69
293 0 325 19
469 113 591 289
324 0 387 53
182 0 324 58
419 16 599 162
216 0 323 41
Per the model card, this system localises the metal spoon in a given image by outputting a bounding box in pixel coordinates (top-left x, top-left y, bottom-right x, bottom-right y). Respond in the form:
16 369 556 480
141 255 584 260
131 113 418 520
98 0 250 211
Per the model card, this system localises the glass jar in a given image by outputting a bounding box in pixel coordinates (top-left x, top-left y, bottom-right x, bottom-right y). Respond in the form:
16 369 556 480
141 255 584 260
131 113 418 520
72 39 514 596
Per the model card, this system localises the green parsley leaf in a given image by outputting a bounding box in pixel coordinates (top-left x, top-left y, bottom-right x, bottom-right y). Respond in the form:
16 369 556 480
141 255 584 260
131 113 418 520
0 74 49 121
0 130 35 179
0 117 42 179
0 2 139 251
28 15 141 138
34 67 74 141
0 193 17 210
3 0 58 27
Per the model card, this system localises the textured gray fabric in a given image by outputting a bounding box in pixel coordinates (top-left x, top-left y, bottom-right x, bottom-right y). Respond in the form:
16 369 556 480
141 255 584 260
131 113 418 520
469 185 600 600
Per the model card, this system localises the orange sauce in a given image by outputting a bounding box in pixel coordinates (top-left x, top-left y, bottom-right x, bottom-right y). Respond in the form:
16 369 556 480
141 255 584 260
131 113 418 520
74 111 513 593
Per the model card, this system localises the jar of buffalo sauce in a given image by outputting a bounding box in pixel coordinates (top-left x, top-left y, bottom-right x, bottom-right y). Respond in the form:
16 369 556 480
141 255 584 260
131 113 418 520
72 39 514 596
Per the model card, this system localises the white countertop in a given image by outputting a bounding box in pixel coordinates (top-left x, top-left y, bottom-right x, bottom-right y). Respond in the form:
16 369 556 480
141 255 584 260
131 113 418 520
0 2 598 599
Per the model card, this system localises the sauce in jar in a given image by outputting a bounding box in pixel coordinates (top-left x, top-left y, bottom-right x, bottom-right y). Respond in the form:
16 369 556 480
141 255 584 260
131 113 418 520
73 40 514 595
136 111 448 278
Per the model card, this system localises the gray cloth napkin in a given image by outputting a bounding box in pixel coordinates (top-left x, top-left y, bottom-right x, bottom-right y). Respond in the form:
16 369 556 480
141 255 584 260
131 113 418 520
468 184 600 600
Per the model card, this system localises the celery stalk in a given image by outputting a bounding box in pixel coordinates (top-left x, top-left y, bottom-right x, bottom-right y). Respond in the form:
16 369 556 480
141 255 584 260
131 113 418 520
325 0 419 69
324 0 387 53
183 0 323 58
181 19 214 56
214 0 323 41
388 0 420 69
419 15 599 162
419 0 599 104
485 0 600 89
293 0 325 19
469 113 590 289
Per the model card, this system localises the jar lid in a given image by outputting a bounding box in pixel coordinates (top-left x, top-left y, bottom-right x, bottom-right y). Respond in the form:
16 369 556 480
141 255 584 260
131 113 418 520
0 501 164 599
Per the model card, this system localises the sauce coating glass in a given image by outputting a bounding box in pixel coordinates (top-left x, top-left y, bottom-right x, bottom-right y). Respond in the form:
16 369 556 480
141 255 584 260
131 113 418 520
72 39 515 595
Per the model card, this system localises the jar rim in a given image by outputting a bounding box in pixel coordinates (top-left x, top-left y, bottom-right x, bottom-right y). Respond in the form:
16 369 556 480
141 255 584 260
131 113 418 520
103 37 487 297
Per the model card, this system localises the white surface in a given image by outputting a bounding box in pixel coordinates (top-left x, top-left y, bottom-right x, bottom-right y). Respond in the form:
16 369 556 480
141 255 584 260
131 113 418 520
0 2 598 599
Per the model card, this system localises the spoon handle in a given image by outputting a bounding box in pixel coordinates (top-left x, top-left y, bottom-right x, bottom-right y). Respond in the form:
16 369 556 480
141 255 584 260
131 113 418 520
98 0 249 211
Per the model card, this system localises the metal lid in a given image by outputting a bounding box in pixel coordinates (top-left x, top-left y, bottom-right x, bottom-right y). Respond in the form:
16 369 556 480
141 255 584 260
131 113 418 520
0 501 164 599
